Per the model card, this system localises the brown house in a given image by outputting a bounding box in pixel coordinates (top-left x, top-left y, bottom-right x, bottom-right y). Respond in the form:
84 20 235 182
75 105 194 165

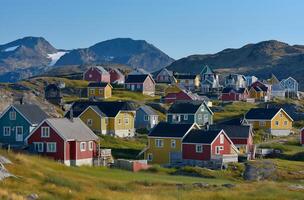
125 74 155 96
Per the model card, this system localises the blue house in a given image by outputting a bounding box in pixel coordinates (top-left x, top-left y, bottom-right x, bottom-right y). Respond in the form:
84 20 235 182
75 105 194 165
0 104 48 148
167 101 213 127
135 105 159 130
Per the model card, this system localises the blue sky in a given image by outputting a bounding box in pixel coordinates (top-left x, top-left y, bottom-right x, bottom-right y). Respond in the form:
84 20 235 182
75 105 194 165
1 0 304 59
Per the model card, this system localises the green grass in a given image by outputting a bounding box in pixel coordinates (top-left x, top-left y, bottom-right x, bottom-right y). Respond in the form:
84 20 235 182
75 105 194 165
109 89 161 102
214 102 258 122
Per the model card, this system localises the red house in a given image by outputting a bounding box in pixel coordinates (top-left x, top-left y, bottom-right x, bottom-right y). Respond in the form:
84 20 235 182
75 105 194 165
83 66 110 83
210 124 254 159
108 68 125 84
164 90 193 103
220 87 249 101
182 129 238 164
26 118 99 166
301 128 304 146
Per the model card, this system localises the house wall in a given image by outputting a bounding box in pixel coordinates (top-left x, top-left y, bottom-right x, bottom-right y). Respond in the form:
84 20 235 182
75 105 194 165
84 68 102 82
270 110 292 130
167 114 195 124
211 133 232 155
143 77 155 95
109 70 124 84
145 138 182 164
182 144 211 161
27 122 65 161
164 91 192 104
87 86 112 99
156 70 171 83
107 111 135 137
301 130 304 145
79 108 106 134
221 93 239 101
0 106 32 146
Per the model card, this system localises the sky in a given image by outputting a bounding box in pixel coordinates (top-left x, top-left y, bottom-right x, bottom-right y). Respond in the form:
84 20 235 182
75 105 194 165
1 0 304 59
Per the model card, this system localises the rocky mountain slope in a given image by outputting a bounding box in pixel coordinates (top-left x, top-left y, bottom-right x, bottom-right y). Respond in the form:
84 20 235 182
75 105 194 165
167 40 304 89
55 38 174 72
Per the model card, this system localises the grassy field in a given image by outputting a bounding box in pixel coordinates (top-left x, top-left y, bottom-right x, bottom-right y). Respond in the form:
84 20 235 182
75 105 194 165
213 102 258 122
1 150 304 200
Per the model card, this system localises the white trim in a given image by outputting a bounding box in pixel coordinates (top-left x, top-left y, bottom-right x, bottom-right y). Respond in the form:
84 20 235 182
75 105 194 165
89 141 93 151
41 126 50 138
46 142 57 153
3 126 11 136
271 108 294 122
195 144 203 153
80 142 86 152
0 105 33 125
15 126 24 142
33 142 44 152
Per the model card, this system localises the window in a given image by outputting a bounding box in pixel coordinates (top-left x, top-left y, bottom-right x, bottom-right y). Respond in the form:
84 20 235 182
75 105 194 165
184 115 188 120
220 134 224 144
201 107 205 112
16 126 23 135
284 121 288 126
215 146 224 154
173 114 180 122
137 84 141 89
280 113 283 118
89 74 92 78
171 140 176 148
90 89 94 95
89 141 93 151
155 139 164 148
198 114 202 120
41 127 50 138
87 119 93 127
9 111 16 120
124 118 129 124
144 115 149 121
105 118 108 125
118 118 122 125
259 121 266 126
34 142 44 152
3 127 10 136
204 114 209 122
275 121 279 126
80 142 86 151
47 143 56 153
196 144 203 153
99 89 103 94
147 153 153 161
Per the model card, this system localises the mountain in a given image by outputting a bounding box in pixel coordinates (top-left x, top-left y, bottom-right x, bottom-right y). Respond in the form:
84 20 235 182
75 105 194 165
55 38 174 72
167 40 304 89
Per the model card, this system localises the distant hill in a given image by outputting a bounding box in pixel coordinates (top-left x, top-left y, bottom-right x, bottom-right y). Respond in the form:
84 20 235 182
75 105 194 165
55 38 174 72
167 40 304 89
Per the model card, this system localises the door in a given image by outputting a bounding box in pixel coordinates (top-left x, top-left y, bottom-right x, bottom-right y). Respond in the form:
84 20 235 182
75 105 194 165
15 126 23 142
131 84 135 91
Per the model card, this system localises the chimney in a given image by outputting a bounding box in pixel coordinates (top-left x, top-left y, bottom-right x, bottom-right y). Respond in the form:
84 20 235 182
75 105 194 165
69 108 74 122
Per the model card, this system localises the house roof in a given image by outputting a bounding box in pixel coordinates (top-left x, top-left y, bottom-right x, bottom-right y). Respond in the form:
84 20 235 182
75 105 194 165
148 122 194 138
168 101 212 114
217 118 244 125
125 74 151 83
183 129 222 144
129 68 150 75
12 104 48 124
272 83 285 91
66 101 136 118
245 108 281 120
95 66 110 75
174 74 197 80
222 87 247 94
45 118 99 141
210 124 251 139
88 82 112 88
109 68 124 77
138 105 157 116
200 65 214 75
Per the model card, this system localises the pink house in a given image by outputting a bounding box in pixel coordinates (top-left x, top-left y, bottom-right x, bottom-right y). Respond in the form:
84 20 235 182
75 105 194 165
108 68 125 84
301 128 304 146
83 66 110 83
26 118 99 166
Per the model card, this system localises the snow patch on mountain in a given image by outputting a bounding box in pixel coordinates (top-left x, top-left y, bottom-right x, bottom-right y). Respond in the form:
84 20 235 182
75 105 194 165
48 51 67 66
3 46 19 52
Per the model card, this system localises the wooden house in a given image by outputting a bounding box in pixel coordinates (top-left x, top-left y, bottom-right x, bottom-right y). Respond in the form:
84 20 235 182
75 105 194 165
0 104 48 148
167 101 213 127
83 66 110 83
280 77 299 99
245 108 293 136
26 118 99 166
301 128 304 146
108 68 125 84
87 82 112 99
225 74 247 89
154 68 176 84
174 74 200 90
125 74 155 96
182 129 239 164
135 105 159 130
200 65 221 94
220 87 249 101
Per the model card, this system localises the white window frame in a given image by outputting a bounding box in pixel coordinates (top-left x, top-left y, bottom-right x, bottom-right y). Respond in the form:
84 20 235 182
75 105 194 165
89 141 93 151
87 119 93 127
118 118 122 125
80 142 86 152
90 89 94 95
259 121 266 127
99 89 103 94
124 118 129 125
171 139 176 149
3 127 10 136
196 144 203 153
144 115 149 121
16 126 23 135
184 115 188 120
147 153 153 161
275 121 279 126
9 111 16 120
46 142 57 153
215 146 224 155
41 127 50 138
198 114 203 120
34 142 44 153
155 139 164 148
220 134 224 144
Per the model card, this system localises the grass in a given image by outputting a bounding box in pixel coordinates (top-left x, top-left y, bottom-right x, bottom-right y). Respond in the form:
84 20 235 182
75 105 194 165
1 150 304 200
109 89 161 102
213 102 258 122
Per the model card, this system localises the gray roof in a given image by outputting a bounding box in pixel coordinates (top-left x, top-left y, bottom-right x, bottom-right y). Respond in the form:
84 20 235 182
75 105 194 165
210 125 251 139
95 66 110 75
46 118 99 141
138 105 157 116
13 104 48 124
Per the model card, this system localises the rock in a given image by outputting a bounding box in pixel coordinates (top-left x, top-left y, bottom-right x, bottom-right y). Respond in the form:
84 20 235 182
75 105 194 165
26 194 39 200
288 185 304 191
222 183 236 188
192 182 209 188
243 160 277 181
0 156 12 164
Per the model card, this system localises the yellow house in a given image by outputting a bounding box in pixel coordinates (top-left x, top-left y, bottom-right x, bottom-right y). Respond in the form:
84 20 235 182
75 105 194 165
143 122 198 165
174 74 200 90
68 101 136 137
249 86 265 100
245 108 293 136
88 82 112 99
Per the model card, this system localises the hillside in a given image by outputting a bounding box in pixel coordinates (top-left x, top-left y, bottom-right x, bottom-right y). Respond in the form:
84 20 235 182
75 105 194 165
55 38 174 72
167 40 304 89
